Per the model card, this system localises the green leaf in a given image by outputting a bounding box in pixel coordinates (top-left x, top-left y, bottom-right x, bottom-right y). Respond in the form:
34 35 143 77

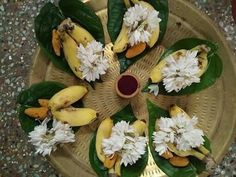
107 0 169 73
34 3 72 74
121 146 149 177
89 104 148 177
144 38 223 95
17 81 66 106
111 104 137 124
59 0 104 44
107 0 126 43
147 100 211 177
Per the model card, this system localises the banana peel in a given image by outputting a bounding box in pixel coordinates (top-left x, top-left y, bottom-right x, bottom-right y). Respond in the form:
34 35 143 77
131 119 146 135
49 86 88 111
96 117 114 162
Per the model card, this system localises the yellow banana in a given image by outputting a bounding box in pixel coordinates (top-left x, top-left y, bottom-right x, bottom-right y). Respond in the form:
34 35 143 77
150 45 209 83
169 105 210 156
150 49 187 83
61 32 83 79
131 120 146 135
96 117 114 162
52 107 97 126
68 23 94 46
137 1 160 48
113 23 129 53
49 86 88 111
191 45 209 77
167 143 205 160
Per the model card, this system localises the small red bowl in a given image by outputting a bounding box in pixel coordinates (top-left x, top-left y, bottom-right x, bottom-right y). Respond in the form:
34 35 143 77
115 73 140 99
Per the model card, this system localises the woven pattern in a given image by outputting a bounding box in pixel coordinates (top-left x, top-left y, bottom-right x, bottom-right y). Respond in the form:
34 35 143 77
28 0 236 177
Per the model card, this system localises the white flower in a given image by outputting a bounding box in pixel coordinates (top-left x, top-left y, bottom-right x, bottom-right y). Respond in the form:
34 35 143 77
28 118 75 156
148 84 159 96
123 4 161 46
102 121 147 166
153 113 205 155
162 50 200 92
77 40 109 82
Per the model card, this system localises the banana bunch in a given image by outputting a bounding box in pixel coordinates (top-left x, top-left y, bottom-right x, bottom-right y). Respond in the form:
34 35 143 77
150 45 210 83
113 0 160 59
95 118 146 176
49 86 97 126
158 105 213 168
51 18 95 79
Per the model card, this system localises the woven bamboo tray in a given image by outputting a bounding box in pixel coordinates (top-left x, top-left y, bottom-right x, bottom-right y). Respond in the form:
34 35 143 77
28 0 236 176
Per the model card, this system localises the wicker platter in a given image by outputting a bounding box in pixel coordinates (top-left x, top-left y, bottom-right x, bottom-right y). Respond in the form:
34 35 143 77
28 0 236 176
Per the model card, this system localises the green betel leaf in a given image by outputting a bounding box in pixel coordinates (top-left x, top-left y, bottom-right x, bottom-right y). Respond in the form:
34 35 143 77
107 0 169 73
59 0 104 44
89 104 148 177
34 3 72 74
17 81 66 106
144 38 223 95
147 100 211 177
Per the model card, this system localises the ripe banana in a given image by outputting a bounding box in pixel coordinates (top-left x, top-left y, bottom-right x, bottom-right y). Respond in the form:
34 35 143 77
96 117 114 162
131 120 146 135
167 143 205 160
150 45 209 83
150 49 187 83
124 0 131 8
61 32 83 79
52 107 97 126
169 105 210 156
49 86 88 111
137 1 160 48
114 156 121 176
58 18 94 47
113 23 129 53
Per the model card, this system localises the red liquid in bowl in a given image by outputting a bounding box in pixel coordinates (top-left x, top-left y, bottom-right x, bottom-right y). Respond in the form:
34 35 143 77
117 75 138 95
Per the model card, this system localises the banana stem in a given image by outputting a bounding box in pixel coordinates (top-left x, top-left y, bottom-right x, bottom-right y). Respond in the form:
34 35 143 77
198 145 210 155
108 168 118 177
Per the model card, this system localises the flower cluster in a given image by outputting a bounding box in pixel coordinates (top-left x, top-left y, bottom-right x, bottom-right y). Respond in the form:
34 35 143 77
77 40 109 82
102 121 147 166
153 113 204 155
123 4 161 46
28 118 75 156
162 50 200 92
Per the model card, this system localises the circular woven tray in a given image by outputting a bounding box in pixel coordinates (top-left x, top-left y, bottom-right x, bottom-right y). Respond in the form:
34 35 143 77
29 0 236 176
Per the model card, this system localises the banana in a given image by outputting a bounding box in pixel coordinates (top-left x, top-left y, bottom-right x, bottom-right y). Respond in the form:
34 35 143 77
167 143 205 160
113 23 129 53
191 45 209 77
137 1 160 48
131 120 146 135
96 117 114 162
150 45 210 83
169 104 190 119
150 49 187 83
61 32 83 79
49 86 88 111
52 107 97 126
169 105 210 156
